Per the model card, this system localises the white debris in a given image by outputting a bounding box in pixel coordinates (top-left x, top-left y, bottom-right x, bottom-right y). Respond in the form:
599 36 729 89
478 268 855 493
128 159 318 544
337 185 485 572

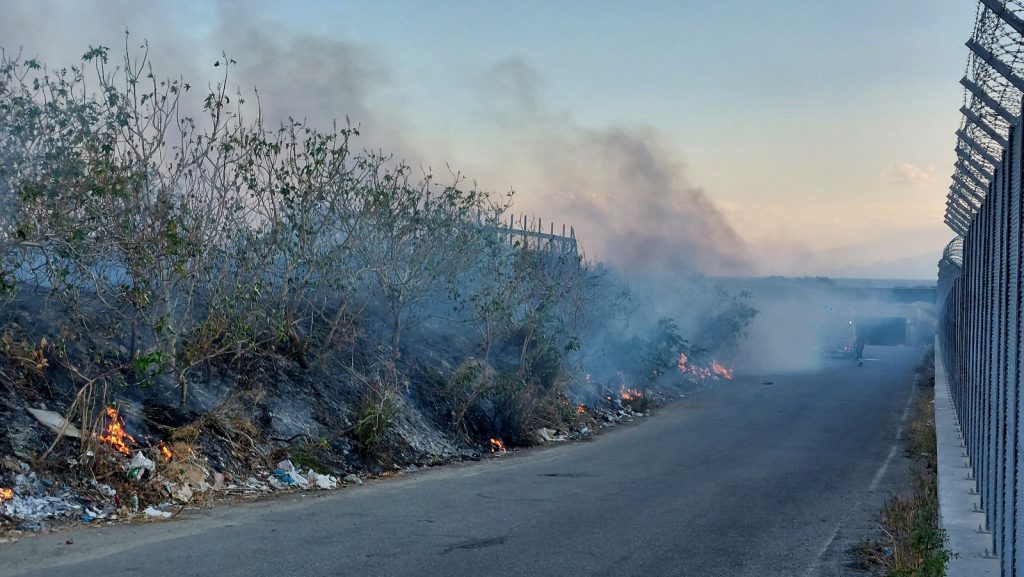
143 506 172 519
168 483 193 503
306 470 338 490
130 452 155 473
26 408 82 439
2 494 80 522
535 427 567 443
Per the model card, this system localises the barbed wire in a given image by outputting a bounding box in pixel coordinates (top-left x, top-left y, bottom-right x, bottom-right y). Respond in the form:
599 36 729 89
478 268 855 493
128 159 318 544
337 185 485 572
947 0 1024 233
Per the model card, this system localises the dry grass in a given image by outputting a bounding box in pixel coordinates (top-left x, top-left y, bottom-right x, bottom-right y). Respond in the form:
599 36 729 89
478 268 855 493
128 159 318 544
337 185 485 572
860 350 952 577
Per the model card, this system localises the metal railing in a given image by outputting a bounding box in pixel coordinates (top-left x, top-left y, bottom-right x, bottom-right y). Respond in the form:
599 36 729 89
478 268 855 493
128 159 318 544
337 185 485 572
490 213 579 257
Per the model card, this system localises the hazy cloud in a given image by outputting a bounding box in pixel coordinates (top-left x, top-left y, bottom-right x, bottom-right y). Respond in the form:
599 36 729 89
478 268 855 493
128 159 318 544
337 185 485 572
884 163 935 187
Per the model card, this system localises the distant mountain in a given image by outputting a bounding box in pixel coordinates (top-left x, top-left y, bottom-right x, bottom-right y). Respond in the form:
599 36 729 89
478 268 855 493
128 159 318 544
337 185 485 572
827 250 941 281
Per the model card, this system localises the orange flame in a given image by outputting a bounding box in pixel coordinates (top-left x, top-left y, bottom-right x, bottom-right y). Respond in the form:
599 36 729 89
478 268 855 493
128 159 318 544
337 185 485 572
576 404 586 415
158 441 174 462
678 354 734 381
619 387 643 401
0 488 12 502
99 407 137 456
677 352 689 371
711 360 734 380
489 438 506 453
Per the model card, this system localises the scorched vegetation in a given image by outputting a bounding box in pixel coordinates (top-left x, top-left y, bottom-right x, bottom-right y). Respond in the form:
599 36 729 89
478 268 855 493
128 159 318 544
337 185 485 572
0 41 757 530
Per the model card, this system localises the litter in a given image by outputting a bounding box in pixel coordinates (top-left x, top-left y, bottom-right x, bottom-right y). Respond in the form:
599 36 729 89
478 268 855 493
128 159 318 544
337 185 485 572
168 483 193 503
143 506 172 519
305 470 338 490
26 408 82 439
535 427 567 443
271 468 309 487
128 452 156 480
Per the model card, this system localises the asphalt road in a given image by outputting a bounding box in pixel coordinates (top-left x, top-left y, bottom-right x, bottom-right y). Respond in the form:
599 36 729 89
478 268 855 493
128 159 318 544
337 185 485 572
0 345 923 577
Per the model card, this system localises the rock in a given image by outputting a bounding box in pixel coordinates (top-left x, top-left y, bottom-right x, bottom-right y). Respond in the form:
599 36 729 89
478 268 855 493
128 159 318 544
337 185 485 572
343 474 362 485
213 472 226 491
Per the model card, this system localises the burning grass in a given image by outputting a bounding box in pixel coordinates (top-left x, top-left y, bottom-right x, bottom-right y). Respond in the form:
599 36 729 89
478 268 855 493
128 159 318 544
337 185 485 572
677 353 733 381
98 407 137 456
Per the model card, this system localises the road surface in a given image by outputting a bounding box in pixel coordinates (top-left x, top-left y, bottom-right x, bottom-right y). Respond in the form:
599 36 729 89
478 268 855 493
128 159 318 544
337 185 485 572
0 345 923 577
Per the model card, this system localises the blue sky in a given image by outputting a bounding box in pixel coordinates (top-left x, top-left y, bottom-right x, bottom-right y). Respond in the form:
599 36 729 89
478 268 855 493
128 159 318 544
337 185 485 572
1 1 979 277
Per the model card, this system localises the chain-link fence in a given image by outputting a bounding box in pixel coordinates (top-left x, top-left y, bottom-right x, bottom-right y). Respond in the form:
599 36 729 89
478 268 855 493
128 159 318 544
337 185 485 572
940 102 1024 576
940 4 1024 574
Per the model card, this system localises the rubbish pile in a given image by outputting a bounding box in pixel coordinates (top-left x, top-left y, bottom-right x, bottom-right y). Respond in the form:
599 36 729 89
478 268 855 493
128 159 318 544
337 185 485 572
0 385 666 536
270 460 339 490
0 404 363 536
0 460 81 531
589 395 654 428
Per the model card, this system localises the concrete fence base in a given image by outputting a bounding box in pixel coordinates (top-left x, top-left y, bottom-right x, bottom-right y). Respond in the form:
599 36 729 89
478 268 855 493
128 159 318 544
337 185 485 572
936 338 1000 575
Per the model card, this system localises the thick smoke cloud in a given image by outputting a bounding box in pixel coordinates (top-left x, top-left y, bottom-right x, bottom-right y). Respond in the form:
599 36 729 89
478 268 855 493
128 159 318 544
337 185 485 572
0 5 751 276
470 58 753 276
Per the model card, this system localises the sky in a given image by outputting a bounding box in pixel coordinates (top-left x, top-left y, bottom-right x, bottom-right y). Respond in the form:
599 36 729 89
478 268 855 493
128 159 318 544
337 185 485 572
0 1 978 278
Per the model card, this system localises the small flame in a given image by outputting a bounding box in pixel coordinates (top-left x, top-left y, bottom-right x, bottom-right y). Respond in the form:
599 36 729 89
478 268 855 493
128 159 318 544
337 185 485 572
489 438 506 453
619 387 643 401
158 441 174 462
0 488 12 502
99 407 137 456
711 360 734 380
576 404 586 415
678 354 734 381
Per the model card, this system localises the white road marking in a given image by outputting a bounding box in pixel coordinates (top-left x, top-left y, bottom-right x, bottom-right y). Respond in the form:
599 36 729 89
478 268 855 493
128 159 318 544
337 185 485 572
805 381 918 575
870 391 915 491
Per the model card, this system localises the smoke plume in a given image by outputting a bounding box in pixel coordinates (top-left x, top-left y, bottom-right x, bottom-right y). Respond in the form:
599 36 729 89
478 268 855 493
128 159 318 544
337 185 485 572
469 58 753 276
0 6 751 276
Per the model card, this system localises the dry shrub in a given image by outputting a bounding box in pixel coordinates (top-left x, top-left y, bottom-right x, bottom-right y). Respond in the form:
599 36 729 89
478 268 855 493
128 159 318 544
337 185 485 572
351 360 402 454
863 471 951 577
445 358 496 440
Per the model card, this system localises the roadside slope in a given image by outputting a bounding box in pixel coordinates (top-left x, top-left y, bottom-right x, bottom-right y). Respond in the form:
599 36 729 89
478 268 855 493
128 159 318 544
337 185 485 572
0 346 923 577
